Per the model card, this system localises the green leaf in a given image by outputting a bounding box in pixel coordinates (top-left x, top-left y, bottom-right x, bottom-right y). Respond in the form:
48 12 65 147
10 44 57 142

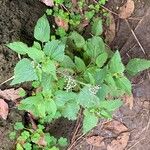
42 60 57 80
11 58 38 85
33 41 41 50
97 84 110 100
91 18 103 36
96 52 108 67
16 143 24 150
18 94 43 117
109 51 125 74
61 55 75 69
61 102 80 120
70 31 85 48
31 133 41 143
75 56 86 72
99 99 123 112
94 67 107 84
49 146 59 150
83 109 98 133
43 40 65 62
34 15 50 42
45 99 57 117
9 131 16 140
126 58 150 76
14 122 24 130
58 137 68 147
27 47 45 62
55 91 77 107
85 36 105 59
23 143 32 150
115 76 132 94
78 86 100 108
18 88 26 97
7 42 29 55
100 110 112 119
21 131 30 140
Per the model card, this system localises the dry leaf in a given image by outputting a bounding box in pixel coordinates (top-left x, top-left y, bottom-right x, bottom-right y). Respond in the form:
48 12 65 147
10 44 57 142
122 94 134 109
86 136 104 147
0 99 9 120
105 13 116 44
40 0 54 6
0 88 22 102
119 0 135 19
107 132 130 150
103 120 128 134
55 17 69 31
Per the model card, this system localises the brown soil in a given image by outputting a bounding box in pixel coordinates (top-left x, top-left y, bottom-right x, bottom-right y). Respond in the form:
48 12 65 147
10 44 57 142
0 0 150 150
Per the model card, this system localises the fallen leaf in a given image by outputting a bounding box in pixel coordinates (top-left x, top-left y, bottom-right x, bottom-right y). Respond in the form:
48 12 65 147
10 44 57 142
0 88 22 102
119 0 135 19
103 120 128 134
86 136 105 147
105 13 116 44
107 132 130 150
40 0 54 6
0 99 9 120
122 94 134 110
55 17 69 31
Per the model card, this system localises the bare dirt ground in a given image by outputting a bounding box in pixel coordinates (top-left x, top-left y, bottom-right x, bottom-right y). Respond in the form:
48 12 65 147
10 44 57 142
0 0 150 150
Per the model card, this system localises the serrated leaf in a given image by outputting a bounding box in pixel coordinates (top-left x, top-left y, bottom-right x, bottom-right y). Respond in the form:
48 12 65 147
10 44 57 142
126 58 150 76
9 132 16 140
91 18 103 36
75 56 86 72
70 31 85 48
62 102 80 120
27 47 45 62
109 51 125 74
96 52 108 67
83 110 98 133
43 40 65 62
78 86 100 108
58 137 68 147
97 84 110 100
85 36 105 59
99 99 123 112
61 55 75 69
55 91 77 107
115 76 132 94
7 42 29 55
42 60 57 80
23 143 32 150
45 99 57 117
100 109 112 119
94 67 107 84
11 59 38 85
34 15 50 42
14 122 24 130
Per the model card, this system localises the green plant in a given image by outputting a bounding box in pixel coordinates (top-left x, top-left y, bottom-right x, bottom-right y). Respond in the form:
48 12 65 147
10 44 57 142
7 13 150 149
46 0 108 37
9 122 68 150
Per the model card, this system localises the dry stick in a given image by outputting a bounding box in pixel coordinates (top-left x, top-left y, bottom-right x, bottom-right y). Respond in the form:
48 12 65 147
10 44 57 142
67 133 86 150
71 109 82 143
125 19 146 55
0 76 14 86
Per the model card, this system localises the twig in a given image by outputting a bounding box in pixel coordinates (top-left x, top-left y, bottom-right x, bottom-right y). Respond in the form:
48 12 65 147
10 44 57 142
125 19 146 55
67 133 86 150
127 137 145 150
71 109 82 143
0 76 14 86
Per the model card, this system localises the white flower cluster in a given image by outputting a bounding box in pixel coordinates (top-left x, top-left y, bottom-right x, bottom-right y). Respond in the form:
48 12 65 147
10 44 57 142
64 76 77 92
89 85 100 95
